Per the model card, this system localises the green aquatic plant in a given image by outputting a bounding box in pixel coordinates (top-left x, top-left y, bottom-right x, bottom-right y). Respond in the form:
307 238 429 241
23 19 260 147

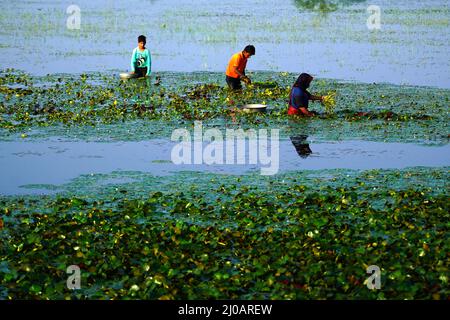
292 0 366 13
321 91 337 114
0 171 448 299
0 70 448 144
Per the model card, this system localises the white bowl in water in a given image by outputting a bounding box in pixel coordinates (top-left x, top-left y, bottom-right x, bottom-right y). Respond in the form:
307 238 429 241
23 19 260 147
242 104 267 112
120 72 133 80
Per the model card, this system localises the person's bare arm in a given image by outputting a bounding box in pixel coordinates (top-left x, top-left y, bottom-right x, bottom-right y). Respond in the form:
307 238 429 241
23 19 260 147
233 66 245 78
232 66 251 83
310 95 324 101
293 93 314 116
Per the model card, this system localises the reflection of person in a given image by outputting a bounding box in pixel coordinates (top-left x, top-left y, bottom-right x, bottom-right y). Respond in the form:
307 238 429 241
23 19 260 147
130 35 152 78
290 135 312 158
225 45 255 90
288 73 324 116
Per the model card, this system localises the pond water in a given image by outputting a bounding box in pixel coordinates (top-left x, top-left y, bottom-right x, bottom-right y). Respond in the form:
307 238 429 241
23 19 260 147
0 138 448 195
1 1 449 195
0 0 449 88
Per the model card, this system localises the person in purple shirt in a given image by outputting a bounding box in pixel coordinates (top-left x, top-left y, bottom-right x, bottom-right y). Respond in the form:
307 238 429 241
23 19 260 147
288 73 324 116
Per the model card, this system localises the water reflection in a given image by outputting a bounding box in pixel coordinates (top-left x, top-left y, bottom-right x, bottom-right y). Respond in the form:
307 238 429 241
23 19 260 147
1 139 449 195
290 135 313 158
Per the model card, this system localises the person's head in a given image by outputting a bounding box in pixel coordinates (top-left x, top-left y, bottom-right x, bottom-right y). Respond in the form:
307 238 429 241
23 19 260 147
243 45 256 58
138 35 146 49
294 73 314 90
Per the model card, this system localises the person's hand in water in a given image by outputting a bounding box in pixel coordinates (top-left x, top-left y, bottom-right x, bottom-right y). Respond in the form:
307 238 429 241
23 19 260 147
299 107 316 117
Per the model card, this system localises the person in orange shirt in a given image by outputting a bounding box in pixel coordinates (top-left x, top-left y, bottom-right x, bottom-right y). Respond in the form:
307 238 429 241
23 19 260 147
225 45 255 90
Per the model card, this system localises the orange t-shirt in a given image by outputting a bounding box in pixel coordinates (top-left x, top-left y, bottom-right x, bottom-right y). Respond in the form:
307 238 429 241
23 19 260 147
226 52 247 79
